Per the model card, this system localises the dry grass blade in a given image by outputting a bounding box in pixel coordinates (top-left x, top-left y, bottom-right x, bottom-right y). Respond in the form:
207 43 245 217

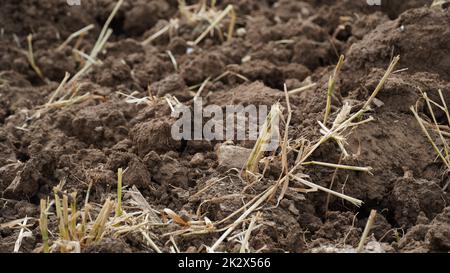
239 212 259 253
128 185 161 223
141 19 179 46
93 0 123 53
210 185 278 251
68 0 123 85
26 34 46 82
69 192 78 241
164 208 189 226
194 76 211 100
193 4 235 45
87 198 114 244
39 199 49 253
53 189 68 241
324 55 345 124
227 224 263 241
116 168 124 217
141 230 163 253
244 103 282 176
69 29 112 84
302 161 373 173
0 217 35 229
438 89 450 125
288 83 317 95
227 6 236 43
29 0 122 122
14 216 31 253
412 90 450 191
62 195 70 241
213 70 249 83
57 24 95 51
73 49 101 65
276 84 292 204
422 91 450 158
47 72 70 104
170 235 180 253
297 56 400 164
42 93 104 109
358 56 400 113
411 106 450 170
209 57 400 251
167 50 178 71
431 0 449 8
290 174 363 207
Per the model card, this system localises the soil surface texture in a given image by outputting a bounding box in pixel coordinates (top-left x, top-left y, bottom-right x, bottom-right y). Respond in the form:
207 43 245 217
0 0 449 253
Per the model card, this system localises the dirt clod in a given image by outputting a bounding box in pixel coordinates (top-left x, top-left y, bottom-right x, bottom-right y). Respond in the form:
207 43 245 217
216 144 252 170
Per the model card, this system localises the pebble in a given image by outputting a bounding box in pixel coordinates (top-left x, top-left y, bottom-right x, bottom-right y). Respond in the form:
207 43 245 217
216 144 252 170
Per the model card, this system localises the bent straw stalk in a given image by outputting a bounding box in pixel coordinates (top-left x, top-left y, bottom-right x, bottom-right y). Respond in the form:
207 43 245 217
26 34 45 82
57 24 95 51
422 91 450 159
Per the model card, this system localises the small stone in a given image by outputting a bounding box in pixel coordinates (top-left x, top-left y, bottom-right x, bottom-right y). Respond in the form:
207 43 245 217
190 153 205 167
416 211 430 225
216 144 252 170
365 240 389 253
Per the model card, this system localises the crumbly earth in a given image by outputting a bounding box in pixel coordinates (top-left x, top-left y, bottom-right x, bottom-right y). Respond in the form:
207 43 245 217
1 0 450 253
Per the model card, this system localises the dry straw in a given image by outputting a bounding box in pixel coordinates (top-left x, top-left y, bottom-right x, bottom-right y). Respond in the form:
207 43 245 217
412 89 450 190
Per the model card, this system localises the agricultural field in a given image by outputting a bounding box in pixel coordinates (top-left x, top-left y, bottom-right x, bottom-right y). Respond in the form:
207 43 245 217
0 0 449 253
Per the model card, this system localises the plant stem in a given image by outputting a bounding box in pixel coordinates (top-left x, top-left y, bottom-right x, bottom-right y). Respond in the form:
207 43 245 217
357 209 377 253
116 168 123 217
324 55 345 124
39 199 49 253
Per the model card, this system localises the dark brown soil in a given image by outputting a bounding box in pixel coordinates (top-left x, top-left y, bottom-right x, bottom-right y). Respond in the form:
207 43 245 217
1 0 450 253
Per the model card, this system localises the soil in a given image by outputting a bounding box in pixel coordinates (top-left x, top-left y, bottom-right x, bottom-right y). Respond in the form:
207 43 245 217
1 0 450 253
